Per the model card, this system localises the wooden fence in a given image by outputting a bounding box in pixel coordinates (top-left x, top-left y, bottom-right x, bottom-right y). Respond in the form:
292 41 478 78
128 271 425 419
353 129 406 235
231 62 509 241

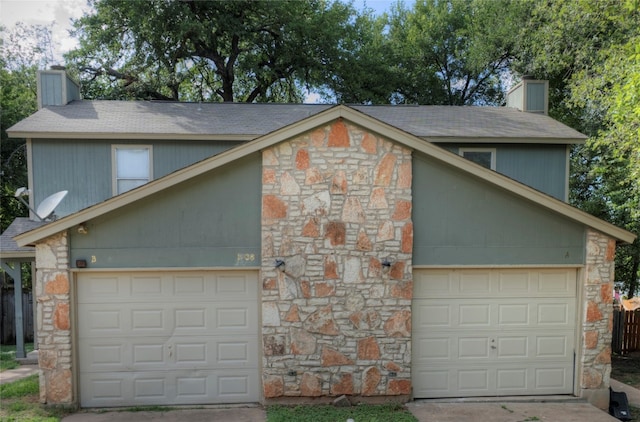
613 305 640 354
0 289 34 344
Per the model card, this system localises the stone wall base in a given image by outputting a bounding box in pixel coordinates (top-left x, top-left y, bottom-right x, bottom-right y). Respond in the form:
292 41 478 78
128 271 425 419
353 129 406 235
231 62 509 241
581 388 610 410
263 394 410 406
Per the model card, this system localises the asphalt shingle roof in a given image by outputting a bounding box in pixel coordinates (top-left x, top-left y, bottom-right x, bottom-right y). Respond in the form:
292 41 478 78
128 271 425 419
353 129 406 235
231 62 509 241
0 218 46 258
8 101 586 142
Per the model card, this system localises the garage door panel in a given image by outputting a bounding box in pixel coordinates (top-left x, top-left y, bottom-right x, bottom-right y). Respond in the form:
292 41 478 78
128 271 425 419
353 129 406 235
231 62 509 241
78 273 258 303
414 268 576 299
80 335 258 372
80 369 260 407
77 271 259 407
79 303 258 338
417 331 573 363
412 369 451 396
415 299 574 331
458 369 492 393
412 268 576 398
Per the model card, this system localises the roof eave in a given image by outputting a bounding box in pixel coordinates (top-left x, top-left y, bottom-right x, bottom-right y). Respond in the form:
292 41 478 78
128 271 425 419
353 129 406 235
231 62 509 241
425 136 586 144
0 250 35 260
6 131 256 142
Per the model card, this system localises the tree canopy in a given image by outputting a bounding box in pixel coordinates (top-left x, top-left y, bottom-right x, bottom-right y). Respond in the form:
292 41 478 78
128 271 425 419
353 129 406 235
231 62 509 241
67 0 360 102
385 0 532 105
0 23 54 231
513 0 640 295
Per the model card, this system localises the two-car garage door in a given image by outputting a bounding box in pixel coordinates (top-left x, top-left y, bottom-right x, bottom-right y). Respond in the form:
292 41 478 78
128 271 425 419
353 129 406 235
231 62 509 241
412 268 577 398
76 271 259 407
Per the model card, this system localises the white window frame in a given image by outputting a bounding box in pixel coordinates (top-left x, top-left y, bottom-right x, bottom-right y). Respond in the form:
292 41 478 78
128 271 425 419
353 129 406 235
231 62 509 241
458 147 496 170
112 145 153 195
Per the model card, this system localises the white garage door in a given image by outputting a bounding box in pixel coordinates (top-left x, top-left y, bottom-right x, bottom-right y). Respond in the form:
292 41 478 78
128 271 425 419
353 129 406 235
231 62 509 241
77 271 260 407
412 268 576 398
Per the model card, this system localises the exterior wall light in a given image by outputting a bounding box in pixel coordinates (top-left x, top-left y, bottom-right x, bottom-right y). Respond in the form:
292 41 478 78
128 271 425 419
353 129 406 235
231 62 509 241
77 223 89 235
275 259 286 272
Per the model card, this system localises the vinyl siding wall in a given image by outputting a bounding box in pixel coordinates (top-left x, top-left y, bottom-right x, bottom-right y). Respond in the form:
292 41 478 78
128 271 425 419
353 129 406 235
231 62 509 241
412 152 585 266
440 143 568 200
69 153 261 268
30 139 240 217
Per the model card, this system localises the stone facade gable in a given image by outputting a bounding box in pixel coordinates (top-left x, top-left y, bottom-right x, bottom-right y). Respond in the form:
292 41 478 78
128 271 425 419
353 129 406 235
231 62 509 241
261 119 413 398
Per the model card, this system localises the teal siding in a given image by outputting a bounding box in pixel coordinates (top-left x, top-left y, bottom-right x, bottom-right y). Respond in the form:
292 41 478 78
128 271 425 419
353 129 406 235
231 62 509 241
527 82 546 113
40 73 63 106
70 153 261 268
496 145 566 200
412 152 585 266
65 75 80 103
440 144 567 200
153 141 237 177
31 140 112 217
31 139 239 217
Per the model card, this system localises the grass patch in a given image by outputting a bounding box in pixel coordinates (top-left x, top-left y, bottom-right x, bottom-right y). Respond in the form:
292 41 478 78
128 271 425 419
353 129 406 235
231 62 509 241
1 374 39 398
0 343 35 371
0 374 72 421
267 403 417 422
612 352 640 389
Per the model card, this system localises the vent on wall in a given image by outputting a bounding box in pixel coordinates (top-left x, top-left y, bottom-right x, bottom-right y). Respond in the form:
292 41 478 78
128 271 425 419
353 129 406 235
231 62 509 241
506 77 549 115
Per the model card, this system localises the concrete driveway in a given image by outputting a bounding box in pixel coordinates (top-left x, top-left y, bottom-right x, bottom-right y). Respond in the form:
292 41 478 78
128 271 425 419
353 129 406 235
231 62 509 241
406 401 620 421
62 406 266 422
61 401 621 422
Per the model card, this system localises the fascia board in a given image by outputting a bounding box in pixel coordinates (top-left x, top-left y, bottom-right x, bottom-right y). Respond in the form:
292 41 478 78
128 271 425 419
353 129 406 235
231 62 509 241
6 131 256 142
424 136 587 144
0 251 35 260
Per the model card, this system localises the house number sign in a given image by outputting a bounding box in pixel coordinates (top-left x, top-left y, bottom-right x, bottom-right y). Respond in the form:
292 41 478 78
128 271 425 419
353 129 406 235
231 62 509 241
236 253 256 263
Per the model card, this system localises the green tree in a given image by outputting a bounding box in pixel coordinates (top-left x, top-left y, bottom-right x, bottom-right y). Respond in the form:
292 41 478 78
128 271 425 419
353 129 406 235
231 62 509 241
387 0 532 105
514 0 640 295
0 23 53 232
315 9 401 104
67 0 358 102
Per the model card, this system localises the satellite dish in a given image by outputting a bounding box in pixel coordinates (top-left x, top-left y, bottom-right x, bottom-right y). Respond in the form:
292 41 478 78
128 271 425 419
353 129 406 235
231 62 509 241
36 190 68 220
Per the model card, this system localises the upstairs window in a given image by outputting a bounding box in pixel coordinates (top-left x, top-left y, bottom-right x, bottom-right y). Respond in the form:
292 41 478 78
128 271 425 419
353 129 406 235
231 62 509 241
113 145 152 195
459 148 496 170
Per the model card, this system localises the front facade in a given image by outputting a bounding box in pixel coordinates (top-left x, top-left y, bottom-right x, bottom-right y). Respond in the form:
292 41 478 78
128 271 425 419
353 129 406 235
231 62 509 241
8 75 635 409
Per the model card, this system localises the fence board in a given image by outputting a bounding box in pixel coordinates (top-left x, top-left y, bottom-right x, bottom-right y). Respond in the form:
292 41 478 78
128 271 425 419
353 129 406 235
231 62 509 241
613 307 640 355
613 306 624 354
0 290 34 344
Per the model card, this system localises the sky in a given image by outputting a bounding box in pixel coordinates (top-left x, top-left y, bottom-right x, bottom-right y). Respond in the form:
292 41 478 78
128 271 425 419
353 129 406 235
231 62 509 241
0 0 92 63
0 0 400 64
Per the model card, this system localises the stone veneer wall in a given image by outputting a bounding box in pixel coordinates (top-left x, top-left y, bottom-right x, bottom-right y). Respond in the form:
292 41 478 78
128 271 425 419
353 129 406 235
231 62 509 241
261 119 414 399
34 232 73 404
580 229 616 408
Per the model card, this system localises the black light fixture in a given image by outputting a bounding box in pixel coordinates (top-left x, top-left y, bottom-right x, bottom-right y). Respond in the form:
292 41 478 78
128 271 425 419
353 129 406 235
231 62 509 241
275 259 286 272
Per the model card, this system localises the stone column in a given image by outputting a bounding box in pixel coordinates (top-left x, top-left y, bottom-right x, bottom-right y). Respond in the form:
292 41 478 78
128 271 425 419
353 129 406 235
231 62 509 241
35 232 73 405
580 229 616 408
261 120 413 401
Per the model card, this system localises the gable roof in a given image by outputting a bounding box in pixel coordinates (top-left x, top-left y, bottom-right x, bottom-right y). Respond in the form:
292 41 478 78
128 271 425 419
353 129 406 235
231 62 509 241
7 101 586 144
14 105 634 246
